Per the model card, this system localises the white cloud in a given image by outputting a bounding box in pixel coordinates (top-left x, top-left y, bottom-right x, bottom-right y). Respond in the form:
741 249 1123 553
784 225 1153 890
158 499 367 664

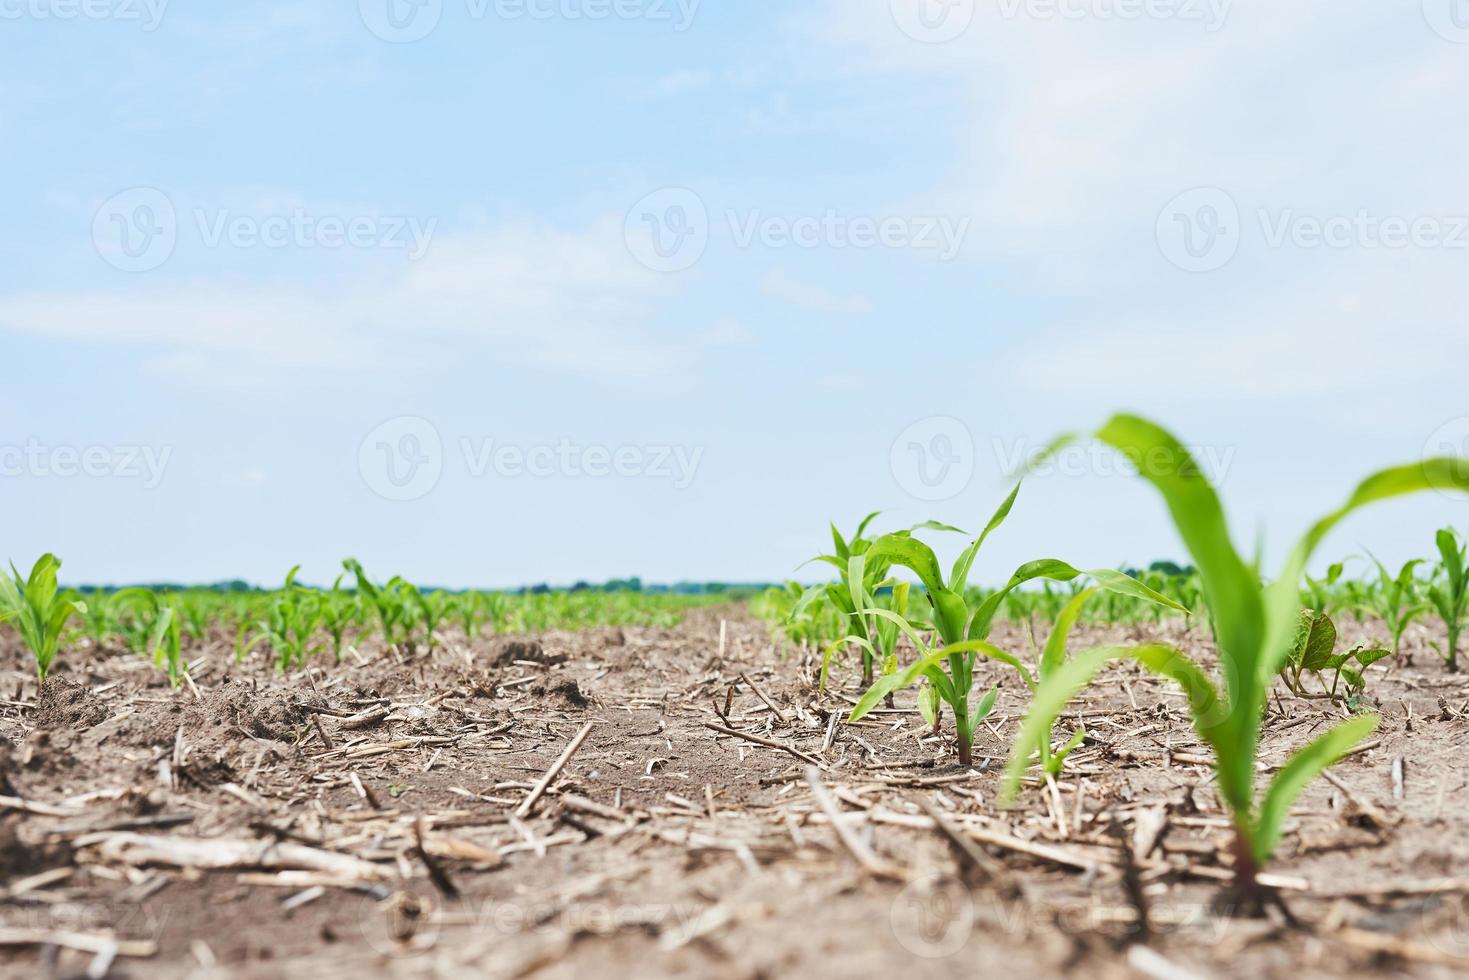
0 217 710 384
800 4 1469 269
1004 256 1469 423
762 269 873 315
628 69 714 101
701 317 755 347
799 0 1469 420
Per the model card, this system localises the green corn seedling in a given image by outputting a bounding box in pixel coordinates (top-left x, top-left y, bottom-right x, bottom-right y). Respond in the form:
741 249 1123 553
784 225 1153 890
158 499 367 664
793 512 895 688
111 588 161 656
261 567 323 671
482 592 510 635
0 554 87 682
1003 414 1469 901
1362 553 1427 656
847 484 1185 767
235 621 265 665
1302 561 1346 617
174 592 213 644
148 603 186 688
319 574 360 664
457 592 488 639
79 589 117 649
405 583 453 649
344 559 411 649
1031 588 1110 778
821 578 916 707
1427 528 1468 671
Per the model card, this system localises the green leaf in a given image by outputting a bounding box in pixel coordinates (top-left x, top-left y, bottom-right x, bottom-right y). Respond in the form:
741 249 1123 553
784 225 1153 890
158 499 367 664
970 559 1186 642
1352 648 1392 668
849 672 908 721
911 520 968 536
950 483 1022 592
1095 415 1263 813
1045 726 1088 777
1041 588 1100 680
831 523 849 562
789 584 831 622
1253 714 1378 862
1002 643 1222 804
1299 612 1337 672
868 534 947 597
853 511 883 543
1437 529 1464 586
820 635 873 691
917 684 940 727
971 685 999 723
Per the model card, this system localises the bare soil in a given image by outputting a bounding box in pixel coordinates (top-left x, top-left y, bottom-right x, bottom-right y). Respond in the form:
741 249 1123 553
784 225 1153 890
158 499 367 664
2 608 1469 979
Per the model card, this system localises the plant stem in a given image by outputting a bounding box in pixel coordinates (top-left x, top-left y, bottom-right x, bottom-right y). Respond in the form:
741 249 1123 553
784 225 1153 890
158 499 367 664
1228 824 1265 915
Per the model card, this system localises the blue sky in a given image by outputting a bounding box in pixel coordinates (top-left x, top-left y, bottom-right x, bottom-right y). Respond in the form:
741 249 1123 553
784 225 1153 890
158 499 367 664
2 1 1467 588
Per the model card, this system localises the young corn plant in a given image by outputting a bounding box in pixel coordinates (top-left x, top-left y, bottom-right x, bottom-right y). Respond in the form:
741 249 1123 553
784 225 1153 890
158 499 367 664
112 588 161 657
79 589 117 649
1428 528 1468 671
344 559 412 649
261 567 323 671
821 578 916 708
456 592 488 640
482 592 510 635
1302 561 1346 617
0 555 87 682
848 484 1186 766
171 590 213 643
405 583 453 649
1030 587 1111 778
147 603 186 688
792 512 896 688
1361 553 1427 657
319 574 360 664
1002 414 1469 903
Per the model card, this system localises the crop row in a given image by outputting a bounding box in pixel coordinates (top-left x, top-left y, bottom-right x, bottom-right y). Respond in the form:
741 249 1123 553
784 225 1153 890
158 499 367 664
0 560 726 686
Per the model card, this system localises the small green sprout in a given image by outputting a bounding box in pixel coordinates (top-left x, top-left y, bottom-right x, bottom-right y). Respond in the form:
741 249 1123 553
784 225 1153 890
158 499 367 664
0 554 87 682
147 603 186 688
1427 527 1468 671
793 512 897 688
405 583 453 649
1362 553 1427 657
319 574 360 664
343 558 411 649
261 567 323 671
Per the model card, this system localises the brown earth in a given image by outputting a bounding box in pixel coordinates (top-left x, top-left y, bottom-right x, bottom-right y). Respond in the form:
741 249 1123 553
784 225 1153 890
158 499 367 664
1 608 1468 979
